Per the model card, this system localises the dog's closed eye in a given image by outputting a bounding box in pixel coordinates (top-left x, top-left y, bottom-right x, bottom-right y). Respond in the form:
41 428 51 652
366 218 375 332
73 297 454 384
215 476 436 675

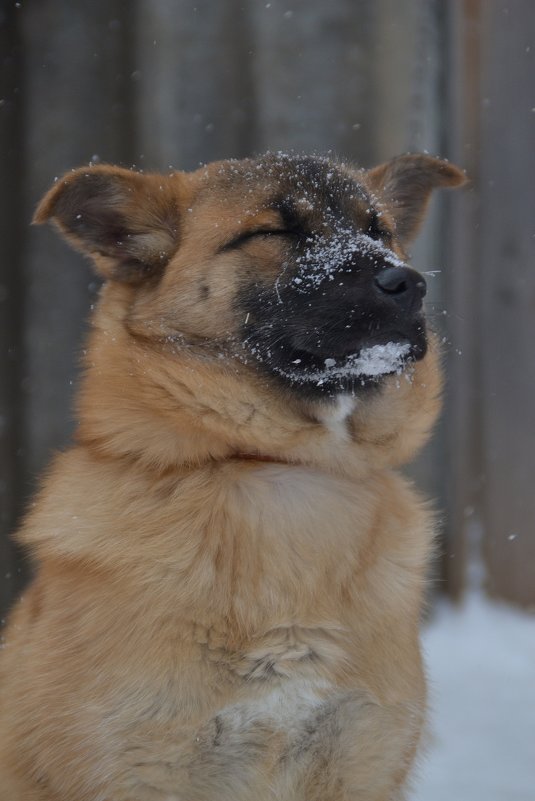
222 228 302 251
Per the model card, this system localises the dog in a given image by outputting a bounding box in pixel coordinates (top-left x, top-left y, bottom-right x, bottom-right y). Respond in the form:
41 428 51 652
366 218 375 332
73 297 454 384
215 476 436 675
0 152 464 800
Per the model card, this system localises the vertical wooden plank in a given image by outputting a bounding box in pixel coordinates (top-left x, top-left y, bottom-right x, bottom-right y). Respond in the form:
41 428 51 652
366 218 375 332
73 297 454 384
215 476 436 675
250 0 375 164
440 0 483 598
135 0 257 171
478 1 535 607
0 4 27 617
21 0 136 486
370 0 428 159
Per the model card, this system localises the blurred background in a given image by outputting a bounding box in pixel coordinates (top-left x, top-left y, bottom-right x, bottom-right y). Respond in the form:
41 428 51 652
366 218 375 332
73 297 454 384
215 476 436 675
0 2 534 796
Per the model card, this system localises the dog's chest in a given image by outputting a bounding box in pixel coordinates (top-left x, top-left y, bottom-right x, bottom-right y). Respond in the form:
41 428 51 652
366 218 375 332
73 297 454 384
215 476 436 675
121 669 419 801
127 678 357 801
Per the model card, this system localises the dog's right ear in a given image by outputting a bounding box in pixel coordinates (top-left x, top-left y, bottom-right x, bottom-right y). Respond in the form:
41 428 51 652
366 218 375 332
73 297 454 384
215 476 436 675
33 166 182 284
366 154 466 245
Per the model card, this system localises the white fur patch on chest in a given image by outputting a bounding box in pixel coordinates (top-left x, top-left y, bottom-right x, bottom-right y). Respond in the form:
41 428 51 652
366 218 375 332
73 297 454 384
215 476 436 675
316 394 356 440
219 678 332 733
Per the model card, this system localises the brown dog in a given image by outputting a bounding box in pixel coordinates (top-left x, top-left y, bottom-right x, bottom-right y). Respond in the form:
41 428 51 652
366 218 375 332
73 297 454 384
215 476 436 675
0 152 464 800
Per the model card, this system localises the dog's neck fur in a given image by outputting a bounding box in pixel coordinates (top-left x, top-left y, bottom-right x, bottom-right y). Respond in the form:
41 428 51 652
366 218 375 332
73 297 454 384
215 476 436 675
74 295 442 485
70 285 441 479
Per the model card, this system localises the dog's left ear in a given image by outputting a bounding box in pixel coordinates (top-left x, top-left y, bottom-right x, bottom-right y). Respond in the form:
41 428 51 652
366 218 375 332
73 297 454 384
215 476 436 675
33 165 182 284
366 154 466 245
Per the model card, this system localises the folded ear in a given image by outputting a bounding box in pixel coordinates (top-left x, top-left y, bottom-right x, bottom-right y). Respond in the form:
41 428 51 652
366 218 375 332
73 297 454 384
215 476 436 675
33 165 181 283
366 154 466 245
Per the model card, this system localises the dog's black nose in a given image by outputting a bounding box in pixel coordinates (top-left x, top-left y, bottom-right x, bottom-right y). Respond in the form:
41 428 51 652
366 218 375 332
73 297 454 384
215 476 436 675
374 266 427 307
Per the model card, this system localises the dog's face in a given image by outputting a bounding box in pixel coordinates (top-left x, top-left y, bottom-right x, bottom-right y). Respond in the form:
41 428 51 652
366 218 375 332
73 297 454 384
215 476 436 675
218 154 429 398
36 153 462 402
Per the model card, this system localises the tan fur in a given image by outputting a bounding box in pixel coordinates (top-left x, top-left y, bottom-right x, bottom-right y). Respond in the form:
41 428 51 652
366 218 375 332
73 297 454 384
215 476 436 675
0 153 464 800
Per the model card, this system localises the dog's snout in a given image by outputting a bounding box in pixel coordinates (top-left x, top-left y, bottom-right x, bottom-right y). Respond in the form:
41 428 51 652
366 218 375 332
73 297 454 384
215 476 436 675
374 266 427 306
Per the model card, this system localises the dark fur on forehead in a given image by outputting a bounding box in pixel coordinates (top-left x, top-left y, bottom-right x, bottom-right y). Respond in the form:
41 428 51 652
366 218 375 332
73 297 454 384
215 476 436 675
257 153 371 207
205 153 373 230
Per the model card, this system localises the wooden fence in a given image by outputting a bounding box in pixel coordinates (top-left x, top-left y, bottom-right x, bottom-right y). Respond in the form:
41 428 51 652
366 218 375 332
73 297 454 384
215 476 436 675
1 0 534 618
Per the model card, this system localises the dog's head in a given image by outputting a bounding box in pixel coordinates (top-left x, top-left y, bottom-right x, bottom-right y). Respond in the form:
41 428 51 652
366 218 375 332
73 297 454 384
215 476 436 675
35 153 464 470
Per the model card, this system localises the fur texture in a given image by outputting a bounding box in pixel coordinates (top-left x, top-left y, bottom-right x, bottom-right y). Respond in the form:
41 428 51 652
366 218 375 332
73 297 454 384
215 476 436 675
0 152 464 800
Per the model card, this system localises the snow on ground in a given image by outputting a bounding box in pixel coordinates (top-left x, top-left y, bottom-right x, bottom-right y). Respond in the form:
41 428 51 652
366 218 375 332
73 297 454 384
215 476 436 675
413 592 535 801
